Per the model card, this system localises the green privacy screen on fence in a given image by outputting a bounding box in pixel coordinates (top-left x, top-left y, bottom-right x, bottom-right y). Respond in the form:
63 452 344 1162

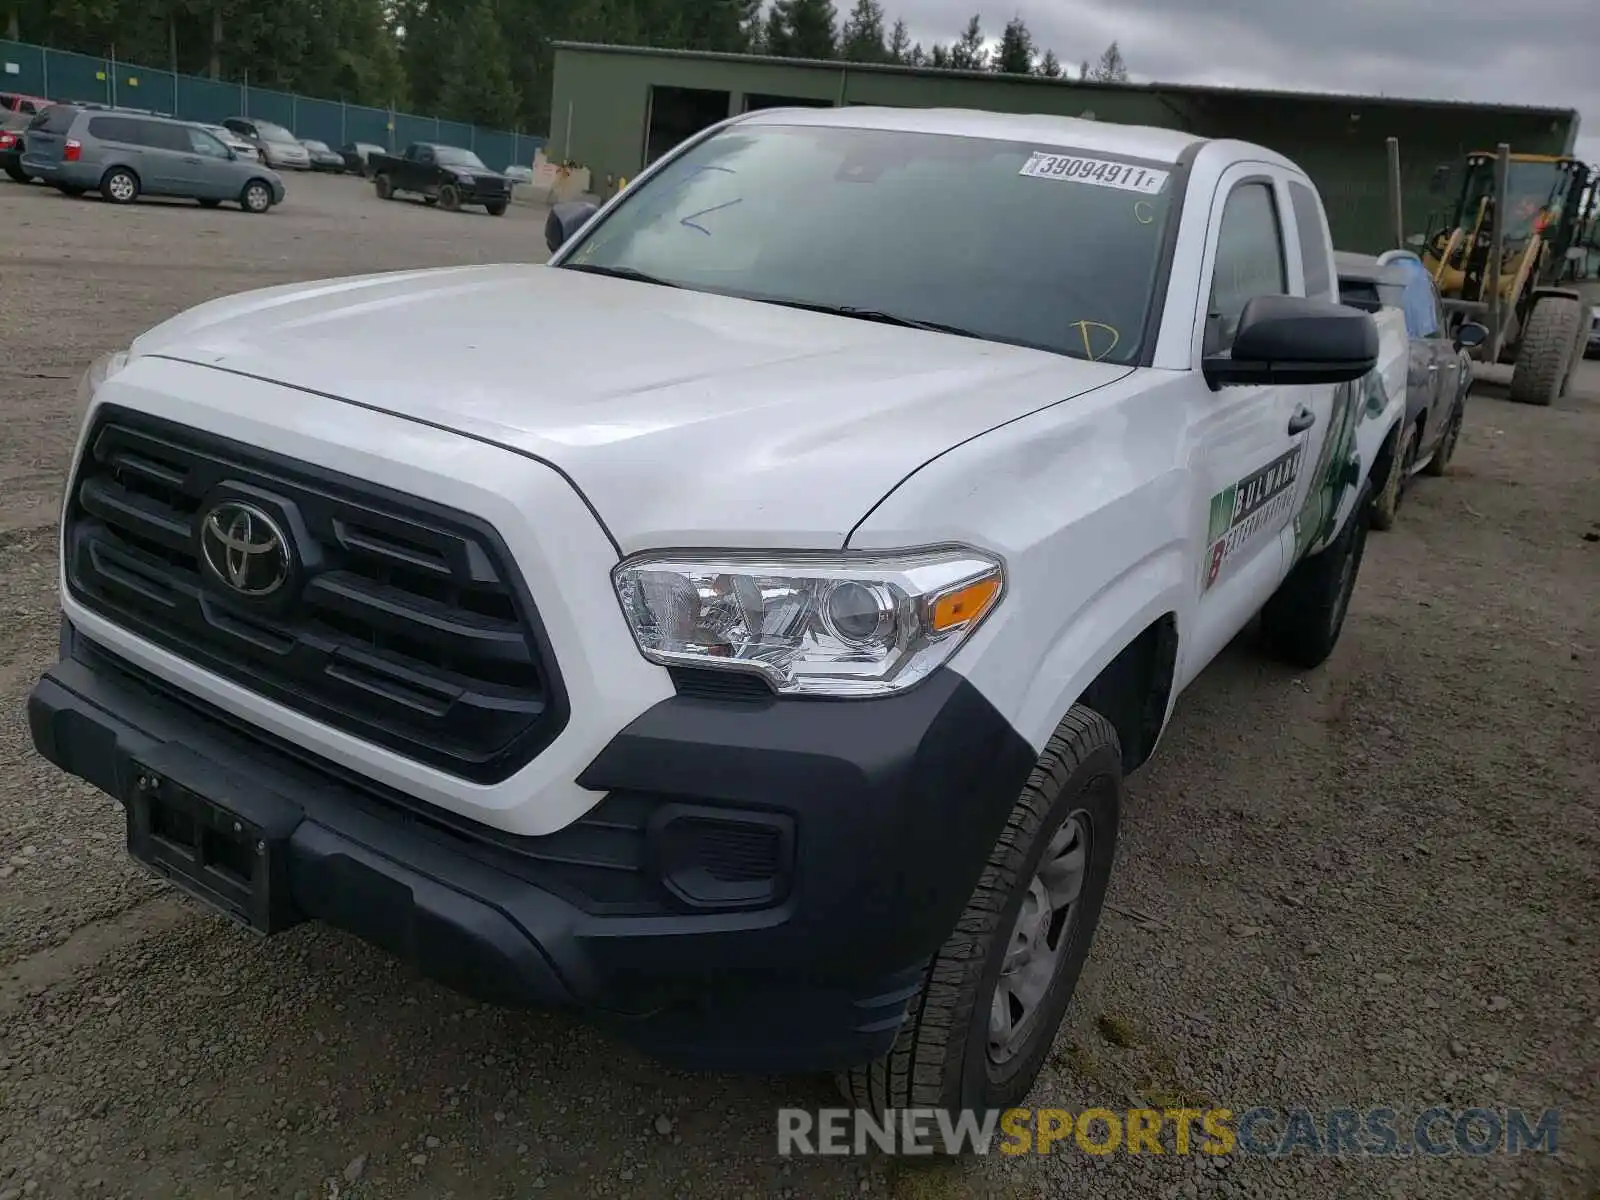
0 39 547 170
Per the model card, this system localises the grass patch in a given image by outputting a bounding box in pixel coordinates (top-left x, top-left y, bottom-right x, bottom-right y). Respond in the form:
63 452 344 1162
1095 1011 1141 1049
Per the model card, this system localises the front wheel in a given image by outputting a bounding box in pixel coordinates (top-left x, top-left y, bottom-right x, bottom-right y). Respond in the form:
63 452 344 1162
484 200 507 217
1423 392 1464 477
438 183 462 212
1509 296 1583 406
239 180 273 214
1259 481 1372 670
374 173 393 200
836 706 1122 1126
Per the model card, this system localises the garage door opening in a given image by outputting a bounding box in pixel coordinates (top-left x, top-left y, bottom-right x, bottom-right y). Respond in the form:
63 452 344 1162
646 86 730 164
743 94 835 112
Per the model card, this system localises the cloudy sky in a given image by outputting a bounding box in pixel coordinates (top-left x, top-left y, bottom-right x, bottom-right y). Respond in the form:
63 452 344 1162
891 0 1599 165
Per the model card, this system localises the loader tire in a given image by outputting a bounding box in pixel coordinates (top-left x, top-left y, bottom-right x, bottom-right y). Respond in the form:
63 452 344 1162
1509 296 1582 407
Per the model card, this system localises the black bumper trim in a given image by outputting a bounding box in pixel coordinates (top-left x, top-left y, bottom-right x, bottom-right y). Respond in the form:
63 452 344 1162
28 623 1038 1072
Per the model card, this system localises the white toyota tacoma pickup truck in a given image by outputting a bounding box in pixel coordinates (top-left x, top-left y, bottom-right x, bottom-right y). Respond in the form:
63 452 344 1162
29 106 1407 1118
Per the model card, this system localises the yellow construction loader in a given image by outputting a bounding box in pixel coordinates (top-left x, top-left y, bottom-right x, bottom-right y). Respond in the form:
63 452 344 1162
1410 147 1598 405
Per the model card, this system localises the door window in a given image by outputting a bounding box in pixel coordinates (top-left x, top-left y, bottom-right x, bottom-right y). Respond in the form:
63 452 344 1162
1206 181 1287 354
1287 181 1333 301
187 127 230 158
139 121 192 152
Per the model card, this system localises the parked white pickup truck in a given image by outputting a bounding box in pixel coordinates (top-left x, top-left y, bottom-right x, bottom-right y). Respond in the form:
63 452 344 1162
30 106 1406 1121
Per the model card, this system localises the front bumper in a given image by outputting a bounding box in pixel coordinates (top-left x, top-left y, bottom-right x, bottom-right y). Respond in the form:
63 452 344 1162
30 621 1035 1072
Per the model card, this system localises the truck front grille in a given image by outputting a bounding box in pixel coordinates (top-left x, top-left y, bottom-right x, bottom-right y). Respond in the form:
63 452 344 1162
63 405 568 783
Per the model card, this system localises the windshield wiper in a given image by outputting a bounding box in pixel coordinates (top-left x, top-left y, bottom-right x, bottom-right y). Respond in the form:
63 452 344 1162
753 298 985 340
558 263 681 288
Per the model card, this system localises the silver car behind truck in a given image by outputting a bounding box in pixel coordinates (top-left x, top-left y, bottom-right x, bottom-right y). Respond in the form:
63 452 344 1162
20 105 286 213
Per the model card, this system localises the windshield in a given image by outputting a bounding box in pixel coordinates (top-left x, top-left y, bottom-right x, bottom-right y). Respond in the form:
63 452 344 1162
1458 158 1574 241
436 146 487 170
256 121 296 143
303 140 328 152
557 123 1178 364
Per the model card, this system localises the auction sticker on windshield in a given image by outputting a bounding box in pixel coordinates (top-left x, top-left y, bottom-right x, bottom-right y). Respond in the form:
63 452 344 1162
1019 152 1170 194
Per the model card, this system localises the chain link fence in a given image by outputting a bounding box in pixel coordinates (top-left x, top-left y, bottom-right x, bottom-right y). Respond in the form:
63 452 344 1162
0 38 546 170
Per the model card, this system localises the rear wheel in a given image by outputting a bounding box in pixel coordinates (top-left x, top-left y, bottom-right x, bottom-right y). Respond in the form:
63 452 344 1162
374 173 393 200
439 183 462 212
1369 421 1414 531
100 167 139 205
240 180 273 213
1509 296 1583 406
836 707 1122 1133
4 163 28 184
1260 482 1372 669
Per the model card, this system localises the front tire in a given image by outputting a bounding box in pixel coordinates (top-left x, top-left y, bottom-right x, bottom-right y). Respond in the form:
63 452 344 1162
1423 391 1464 477
100 167 139 205
836 706 1122 1127
374 173 393 200
485 199 507 216
1260 481 1372 670
439 183 462 212
1509 296 1583 406
239 179 273 214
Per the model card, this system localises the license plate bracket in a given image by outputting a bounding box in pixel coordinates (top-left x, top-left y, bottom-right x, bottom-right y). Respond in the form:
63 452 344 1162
124 744 302 935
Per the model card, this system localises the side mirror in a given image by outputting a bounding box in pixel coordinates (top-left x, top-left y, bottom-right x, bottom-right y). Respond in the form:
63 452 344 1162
1203 294 1378 389
545 200 599 254
1453 320 1489 350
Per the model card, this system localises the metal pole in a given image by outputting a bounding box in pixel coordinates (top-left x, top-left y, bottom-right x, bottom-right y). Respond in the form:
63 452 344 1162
1485 142 1512 359
109 44 116 107
291 93 296 135
564 100 573 160
1385 136 1403 248
40 47 48 101
242 71 247 117
340 100 346 145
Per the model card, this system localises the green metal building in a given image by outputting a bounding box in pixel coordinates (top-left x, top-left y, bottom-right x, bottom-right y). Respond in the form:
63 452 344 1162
548 42 1580 253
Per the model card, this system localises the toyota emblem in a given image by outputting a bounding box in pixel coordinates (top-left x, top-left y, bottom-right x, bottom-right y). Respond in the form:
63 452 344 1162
199 501 292 597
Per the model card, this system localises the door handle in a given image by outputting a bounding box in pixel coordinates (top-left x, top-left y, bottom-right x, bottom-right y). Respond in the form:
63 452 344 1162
1288 406 1317 435
182 156 202 164
1427 363 1439 372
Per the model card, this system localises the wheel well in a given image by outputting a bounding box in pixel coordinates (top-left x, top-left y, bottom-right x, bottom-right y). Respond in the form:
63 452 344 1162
101 164 138 187
1078 614 1178 776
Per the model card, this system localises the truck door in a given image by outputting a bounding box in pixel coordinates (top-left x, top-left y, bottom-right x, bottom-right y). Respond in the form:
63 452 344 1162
1179 170 1306 688
1278 177 1341 552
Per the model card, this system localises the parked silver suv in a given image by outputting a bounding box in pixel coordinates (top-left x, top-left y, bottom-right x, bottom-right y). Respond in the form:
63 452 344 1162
21 105 286 212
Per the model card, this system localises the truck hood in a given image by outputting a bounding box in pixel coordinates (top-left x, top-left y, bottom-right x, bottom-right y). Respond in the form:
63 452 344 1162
130 264 1132 551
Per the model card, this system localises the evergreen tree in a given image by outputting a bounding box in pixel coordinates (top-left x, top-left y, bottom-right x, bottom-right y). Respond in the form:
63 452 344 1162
438 0 519 126
839 0 887 62
905 40 927 66
947 14 985 70
886 17 910 62
1037 48 1062 78
993 15 1034 74
765 0 837 58
929 42 950 68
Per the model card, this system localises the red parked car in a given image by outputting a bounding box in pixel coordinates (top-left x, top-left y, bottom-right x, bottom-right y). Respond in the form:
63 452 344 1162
1 91 54 183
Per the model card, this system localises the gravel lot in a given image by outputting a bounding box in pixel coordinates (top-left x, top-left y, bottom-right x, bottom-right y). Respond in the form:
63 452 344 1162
1 171 1597 1200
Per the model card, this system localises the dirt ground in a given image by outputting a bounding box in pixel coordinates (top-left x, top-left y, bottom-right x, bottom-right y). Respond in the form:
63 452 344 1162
1 172 1597 1200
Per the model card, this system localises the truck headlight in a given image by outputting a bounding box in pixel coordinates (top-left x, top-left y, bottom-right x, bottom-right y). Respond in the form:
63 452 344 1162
77 349 129 418
612 547 1005 696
